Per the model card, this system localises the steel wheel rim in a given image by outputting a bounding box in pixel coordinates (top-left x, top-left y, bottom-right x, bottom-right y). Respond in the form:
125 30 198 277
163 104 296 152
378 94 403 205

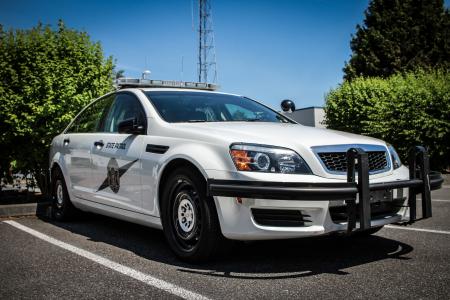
56 182 64 208
171 180 201 250
177 197 196 233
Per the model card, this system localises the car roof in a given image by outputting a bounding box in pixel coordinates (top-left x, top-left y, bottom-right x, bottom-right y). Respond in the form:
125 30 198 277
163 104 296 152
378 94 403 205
127 87 242 97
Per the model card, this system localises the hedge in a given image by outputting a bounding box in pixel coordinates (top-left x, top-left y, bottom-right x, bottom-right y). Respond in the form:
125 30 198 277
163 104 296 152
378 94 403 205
324 69 450 170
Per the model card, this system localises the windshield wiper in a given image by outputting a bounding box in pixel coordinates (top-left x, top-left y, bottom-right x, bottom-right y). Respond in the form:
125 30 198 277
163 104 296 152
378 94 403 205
245 118 262 122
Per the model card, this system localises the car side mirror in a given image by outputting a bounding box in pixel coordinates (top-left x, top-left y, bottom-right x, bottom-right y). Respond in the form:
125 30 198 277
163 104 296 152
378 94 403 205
281 99 296 112
118 118 145 135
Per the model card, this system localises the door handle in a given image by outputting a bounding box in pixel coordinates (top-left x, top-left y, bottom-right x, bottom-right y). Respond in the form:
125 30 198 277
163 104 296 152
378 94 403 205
63 138 70 146
94 140 104 147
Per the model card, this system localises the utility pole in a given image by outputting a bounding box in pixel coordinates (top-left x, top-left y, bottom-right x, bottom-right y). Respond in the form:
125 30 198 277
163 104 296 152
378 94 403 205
198 0 217 83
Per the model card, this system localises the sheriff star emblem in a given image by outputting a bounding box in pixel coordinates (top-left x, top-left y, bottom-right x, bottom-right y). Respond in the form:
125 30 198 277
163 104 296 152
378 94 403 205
97 158 138 193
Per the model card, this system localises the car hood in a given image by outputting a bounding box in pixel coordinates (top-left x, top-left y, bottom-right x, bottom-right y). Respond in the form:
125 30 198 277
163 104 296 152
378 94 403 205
163 122 391 179
171 122 386 149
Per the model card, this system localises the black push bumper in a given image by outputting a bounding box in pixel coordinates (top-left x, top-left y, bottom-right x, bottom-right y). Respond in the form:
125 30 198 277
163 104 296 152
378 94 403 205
208 146 444 233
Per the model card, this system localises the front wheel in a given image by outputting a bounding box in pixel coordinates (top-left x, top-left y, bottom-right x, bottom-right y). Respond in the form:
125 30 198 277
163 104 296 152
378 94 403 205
161 167 227 262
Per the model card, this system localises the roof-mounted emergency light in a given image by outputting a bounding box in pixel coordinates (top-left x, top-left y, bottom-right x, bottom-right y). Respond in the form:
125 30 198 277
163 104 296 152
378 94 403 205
116 78 219 91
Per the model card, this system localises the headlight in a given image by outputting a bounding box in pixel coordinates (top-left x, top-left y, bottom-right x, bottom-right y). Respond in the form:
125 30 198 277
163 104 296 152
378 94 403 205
388 145 402 169
230 144 312 174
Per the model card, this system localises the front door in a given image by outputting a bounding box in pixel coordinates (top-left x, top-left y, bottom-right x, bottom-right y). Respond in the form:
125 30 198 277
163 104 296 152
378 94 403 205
63 94 114 200
91 92 147 212
62 133 96 200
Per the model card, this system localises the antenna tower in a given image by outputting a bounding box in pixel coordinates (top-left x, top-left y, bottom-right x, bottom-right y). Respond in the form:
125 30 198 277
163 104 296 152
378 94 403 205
198 0 217 83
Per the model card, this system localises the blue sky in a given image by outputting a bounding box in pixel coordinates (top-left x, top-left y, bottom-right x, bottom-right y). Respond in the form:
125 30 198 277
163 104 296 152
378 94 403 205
2 0 442 110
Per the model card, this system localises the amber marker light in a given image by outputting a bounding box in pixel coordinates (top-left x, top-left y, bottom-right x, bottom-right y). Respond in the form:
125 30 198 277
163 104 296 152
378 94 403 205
230 149 253 171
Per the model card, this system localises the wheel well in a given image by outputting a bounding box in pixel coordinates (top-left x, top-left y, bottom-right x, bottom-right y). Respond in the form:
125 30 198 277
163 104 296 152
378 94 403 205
158 159 207 208
51 162 62 179
48 162 64 197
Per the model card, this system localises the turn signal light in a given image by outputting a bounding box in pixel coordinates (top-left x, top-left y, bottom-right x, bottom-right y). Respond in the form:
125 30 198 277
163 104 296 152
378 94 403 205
230 150 252 171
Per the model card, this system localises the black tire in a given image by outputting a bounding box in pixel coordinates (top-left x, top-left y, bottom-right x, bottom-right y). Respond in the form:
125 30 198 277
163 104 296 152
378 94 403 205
160 167 228 262
51 168 79 221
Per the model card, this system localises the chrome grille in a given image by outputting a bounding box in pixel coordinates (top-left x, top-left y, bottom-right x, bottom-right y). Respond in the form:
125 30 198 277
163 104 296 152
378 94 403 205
318 151 388 173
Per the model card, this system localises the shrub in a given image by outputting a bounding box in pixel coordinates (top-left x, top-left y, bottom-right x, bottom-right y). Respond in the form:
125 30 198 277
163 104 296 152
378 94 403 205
325 69 450 170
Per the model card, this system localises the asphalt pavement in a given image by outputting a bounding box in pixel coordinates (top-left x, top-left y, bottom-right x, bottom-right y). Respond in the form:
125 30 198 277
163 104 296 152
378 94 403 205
1 186 449 299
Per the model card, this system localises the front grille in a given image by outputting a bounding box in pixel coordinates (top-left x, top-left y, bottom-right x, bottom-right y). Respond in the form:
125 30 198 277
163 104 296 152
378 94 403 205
251 208 312 227
318 151 388 173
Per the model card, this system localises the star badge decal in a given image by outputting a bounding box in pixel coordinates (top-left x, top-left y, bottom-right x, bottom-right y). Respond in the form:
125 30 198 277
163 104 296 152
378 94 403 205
97 158 138 193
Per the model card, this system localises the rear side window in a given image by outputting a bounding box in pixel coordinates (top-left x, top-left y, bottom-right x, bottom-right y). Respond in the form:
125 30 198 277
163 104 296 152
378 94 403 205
66 95 114 133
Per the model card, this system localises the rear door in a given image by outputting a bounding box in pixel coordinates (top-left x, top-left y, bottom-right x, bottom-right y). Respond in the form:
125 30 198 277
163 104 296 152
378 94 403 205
90 92 147 212
63 94 114 200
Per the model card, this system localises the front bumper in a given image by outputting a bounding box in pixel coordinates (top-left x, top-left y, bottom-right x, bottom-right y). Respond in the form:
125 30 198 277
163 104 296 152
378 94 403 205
208 146 443 238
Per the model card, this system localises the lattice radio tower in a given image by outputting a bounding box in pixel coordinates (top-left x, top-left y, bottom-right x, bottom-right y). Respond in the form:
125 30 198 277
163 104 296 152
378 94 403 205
198 0 217 83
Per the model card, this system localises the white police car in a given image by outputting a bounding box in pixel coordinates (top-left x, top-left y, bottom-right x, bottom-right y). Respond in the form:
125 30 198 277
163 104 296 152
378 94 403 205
49 78 443 261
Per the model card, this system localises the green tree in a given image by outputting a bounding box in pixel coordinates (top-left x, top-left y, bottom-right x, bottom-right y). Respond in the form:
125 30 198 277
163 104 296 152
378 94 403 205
344 0 450 80
0 21 114 192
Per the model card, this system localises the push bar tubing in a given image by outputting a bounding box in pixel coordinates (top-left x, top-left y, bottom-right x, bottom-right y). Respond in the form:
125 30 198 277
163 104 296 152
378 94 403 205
346 148 371 232
408 146 432 221
345 146 432 232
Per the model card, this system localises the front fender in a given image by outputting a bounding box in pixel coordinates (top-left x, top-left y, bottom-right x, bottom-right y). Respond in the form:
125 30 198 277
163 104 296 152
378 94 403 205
149 142 234 217
160 142 235 178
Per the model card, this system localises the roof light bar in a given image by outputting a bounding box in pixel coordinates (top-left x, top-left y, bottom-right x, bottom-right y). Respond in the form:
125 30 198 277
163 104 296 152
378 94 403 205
115 78 219 91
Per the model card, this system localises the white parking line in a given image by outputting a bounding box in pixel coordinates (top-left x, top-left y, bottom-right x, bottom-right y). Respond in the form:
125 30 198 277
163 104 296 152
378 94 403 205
3 220 210 300
417 198 450 203
385 225 450 235
432 199 450 203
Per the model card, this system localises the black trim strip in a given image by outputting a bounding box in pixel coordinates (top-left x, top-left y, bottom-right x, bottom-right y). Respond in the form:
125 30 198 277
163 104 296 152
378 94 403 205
146 144 169 154
208 179 358 201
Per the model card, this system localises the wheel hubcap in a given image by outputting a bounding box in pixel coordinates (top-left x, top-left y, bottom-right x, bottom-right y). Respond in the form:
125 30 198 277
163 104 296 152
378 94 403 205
56 182 64 208
177 198 196 233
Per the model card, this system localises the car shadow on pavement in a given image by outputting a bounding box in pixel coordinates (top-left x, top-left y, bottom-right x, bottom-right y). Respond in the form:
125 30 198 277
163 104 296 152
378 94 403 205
38 213 414 280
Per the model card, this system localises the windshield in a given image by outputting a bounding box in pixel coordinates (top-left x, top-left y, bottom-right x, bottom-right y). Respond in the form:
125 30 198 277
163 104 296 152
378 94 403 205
144 91 293 123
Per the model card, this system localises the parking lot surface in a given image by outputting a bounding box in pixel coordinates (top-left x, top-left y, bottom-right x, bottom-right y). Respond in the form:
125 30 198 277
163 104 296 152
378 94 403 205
1 187 449 299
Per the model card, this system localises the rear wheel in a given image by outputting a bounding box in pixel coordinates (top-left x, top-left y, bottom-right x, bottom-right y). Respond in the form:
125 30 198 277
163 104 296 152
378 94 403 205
52 168 79 221
161 167 228 262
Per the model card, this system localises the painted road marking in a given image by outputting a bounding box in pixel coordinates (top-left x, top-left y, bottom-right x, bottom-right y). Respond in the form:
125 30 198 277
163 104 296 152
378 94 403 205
417 198 450 203
3 220 210 300
385 225 450 235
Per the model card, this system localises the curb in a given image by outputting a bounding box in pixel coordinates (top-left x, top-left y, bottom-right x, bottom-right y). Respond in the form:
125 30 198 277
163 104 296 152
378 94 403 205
0 202 51 218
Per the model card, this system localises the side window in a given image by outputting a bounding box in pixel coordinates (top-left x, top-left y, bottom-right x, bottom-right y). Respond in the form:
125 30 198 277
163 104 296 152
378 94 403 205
101 93 146 133
66 95 114 133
